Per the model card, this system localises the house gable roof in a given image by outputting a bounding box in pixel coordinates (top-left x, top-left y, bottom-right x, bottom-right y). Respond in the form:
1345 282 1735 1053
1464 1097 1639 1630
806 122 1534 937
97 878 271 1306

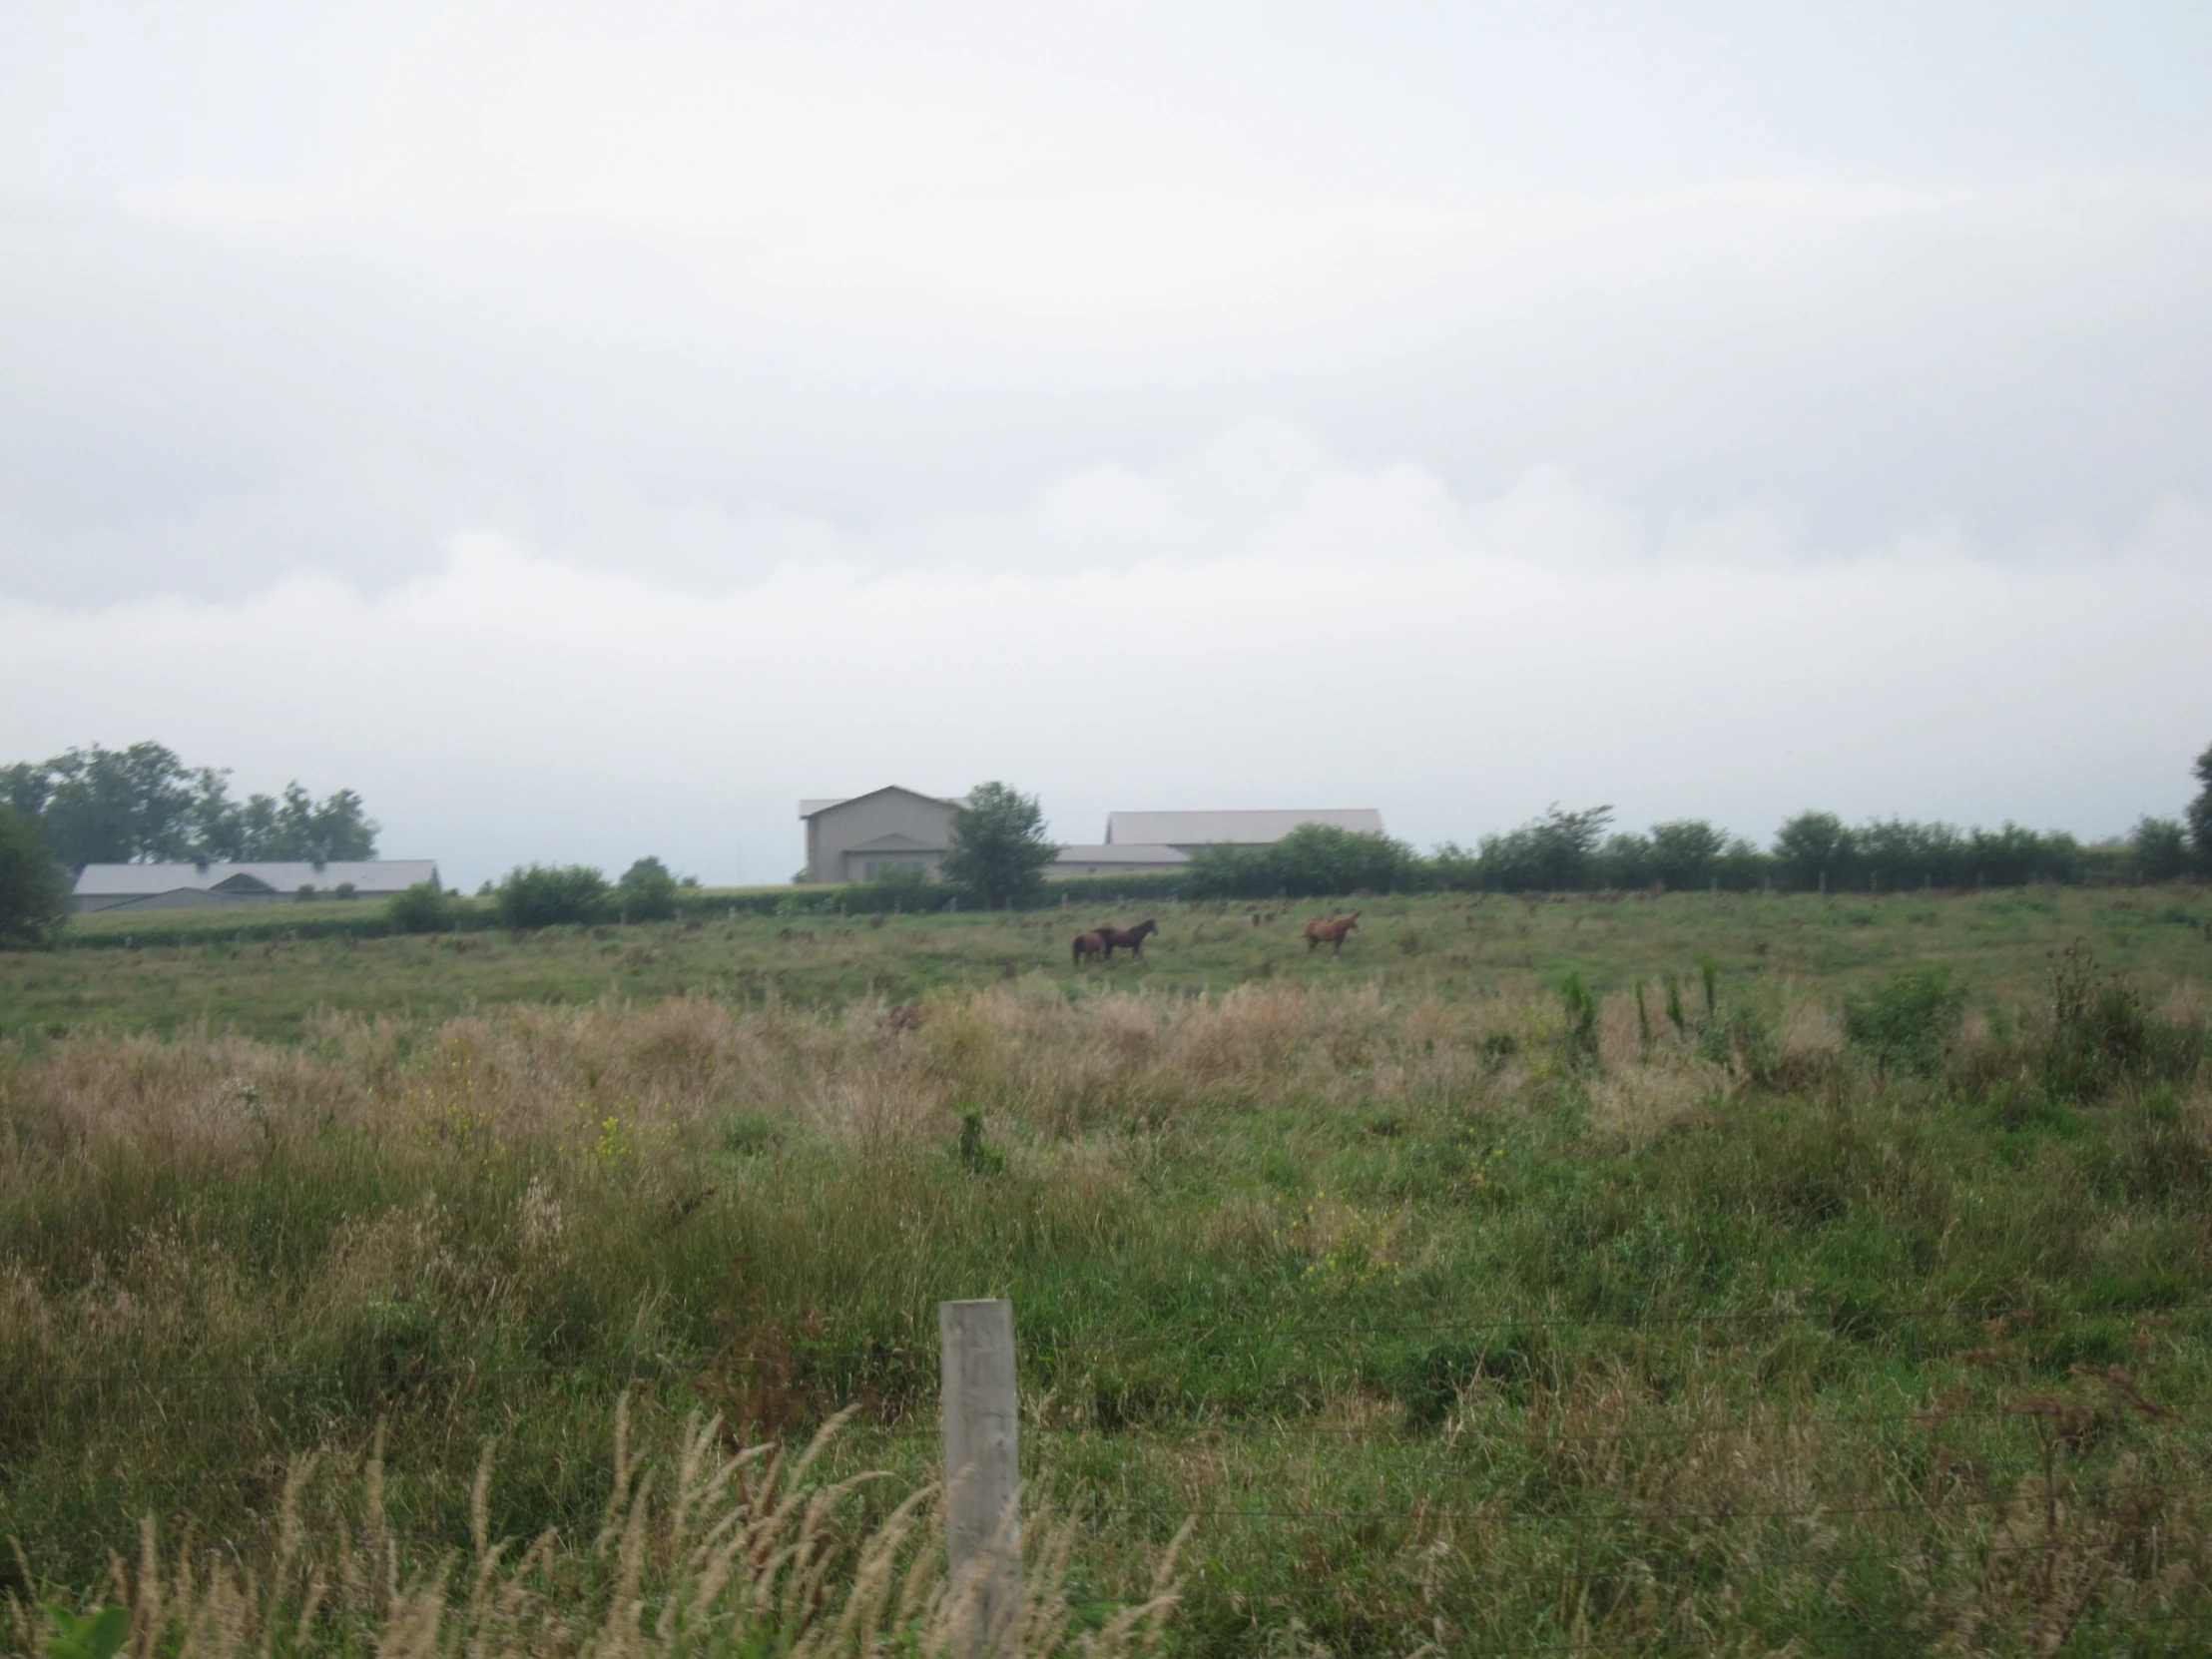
799 786 966 820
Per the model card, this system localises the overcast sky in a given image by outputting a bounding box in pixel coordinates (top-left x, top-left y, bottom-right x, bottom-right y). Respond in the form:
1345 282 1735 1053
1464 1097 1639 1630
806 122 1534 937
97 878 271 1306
3 2 2208 886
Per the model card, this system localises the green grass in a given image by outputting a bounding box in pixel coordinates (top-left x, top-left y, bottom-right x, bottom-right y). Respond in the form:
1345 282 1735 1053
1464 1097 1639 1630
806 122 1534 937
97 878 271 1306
2 887 2210 1653
10 885 2209 1045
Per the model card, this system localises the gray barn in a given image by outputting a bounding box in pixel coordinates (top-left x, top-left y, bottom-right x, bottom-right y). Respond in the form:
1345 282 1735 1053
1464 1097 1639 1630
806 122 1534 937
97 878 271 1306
800 788 967 883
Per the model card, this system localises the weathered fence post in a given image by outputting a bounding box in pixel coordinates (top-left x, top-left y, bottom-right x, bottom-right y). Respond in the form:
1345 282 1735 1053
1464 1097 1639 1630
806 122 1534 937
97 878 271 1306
940 1298 1020 1654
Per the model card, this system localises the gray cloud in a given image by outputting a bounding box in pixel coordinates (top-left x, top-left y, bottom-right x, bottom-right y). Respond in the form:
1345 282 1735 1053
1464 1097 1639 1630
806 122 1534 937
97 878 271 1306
3 2 2209 878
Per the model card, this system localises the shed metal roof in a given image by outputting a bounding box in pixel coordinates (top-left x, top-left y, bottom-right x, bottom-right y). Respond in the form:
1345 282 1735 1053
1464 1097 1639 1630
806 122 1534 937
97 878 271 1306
73 860 440 897
1104 810 1383 845
1048 842 1189 866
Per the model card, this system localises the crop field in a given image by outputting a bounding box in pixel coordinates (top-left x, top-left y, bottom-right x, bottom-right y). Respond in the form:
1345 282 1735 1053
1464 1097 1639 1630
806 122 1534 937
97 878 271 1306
3 885 2211 1655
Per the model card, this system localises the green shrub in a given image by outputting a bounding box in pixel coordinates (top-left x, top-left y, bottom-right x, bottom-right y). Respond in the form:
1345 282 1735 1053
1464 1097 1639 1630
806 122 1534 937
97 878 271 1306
837 865 942 914
1844 966 1966 1077
385 879 455 934
616 856 680 921
2041 944 2202 1102
1560 971 1599 1064
494 863 609 928
0 803 69 948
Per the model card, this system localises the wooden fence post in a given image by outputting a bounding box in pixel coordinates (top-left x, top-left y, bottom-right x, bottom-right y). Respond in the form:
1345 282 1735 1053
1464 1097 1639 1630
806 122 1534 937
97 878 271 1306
940 1298 1020 1654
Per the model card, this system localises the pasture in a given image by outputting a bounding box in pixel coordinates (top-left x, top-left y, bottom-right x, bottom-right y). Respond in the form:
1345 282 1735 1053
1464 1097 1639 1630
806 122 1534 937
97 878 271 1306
2 885 2211 1654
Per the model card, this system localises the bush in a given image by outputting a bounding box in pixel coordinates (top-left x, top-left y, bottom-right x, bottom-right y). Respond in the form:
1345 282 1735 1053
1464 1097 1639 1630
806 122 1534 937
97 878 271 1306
2041 944 2202 1102
494 863 609 928
1185 825 1416 899
1844 966 1966 1077
1476 807 1612 892
617 856 680 921
2131 817 2193 882
385 880 455 934
0 803 69 948
837 865 942 914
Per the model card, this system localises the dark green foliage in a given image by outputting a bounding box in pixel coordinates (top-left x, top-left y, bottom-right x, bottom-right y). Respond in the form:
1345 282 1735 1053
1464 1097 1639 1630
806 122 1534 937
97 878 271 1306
1474 806 1613 892
1185 824 1415 899
2189 743 2212 869
2 743 375 869
2040 945 2202 1103
384 880 455 934
1773 811 1856 891
957 1110 1007 1175
494 863 609 928
1559 970 1599 1062
837 865 942 914
942 781 1059 909
42 1604 129 1659
616 856 680 921
1773 811 2081 891
1844 966 1967 1076
2131 817 2192 880
1643 819 1730 889
196 780 378 863
0 805 71 949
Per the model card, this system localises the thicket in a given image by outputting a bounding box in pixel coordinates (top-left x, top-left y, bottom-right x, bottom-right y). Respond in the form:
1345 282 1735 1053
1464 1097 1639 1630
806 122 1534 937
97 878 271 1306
493 863 610 928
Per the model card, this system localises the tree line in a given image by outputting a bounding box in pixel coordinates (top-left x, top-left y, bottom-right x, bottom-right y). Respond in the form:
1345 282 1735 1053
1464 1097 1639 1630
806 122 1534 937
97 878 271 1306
2 741 377 870
926 755 2212 908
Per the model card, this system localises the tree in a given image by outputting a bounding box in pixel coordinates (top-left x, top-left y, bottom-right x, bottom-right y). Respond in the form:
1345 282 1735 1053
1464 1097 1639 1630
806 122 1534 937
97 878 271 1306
2130 818 2192 882
1772 812 1856 892
1647 820 1729 890
2189 743 2212 870
617 856 680 920
1477 806 1613 892
941 782 1058 908
2 742 377 868
0 805 71 948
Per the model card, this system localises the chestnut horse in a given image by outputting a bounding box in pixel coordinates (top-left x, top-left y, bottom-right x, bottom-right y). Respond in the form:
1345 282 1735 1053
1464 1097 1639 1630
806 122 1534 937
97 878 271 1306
1072 929 1109 965
1097 919 1159 959
1304 911 1361 954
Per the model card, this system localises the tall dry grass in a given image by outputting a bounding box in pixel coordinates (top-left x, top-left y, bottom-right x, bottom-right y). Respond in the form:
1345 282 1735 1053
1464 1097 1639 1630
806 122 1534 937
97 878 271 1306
6 1401 1183 1659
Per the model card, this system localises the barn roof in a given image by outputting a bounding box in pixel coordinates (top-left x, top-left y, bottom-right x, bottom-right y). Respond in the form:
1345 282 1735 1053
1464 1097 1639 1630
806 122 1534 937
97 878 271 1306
1049 843 1189 866
72 860 440 897
1104 809 1384 845
799 787 966 820
843 832 941 853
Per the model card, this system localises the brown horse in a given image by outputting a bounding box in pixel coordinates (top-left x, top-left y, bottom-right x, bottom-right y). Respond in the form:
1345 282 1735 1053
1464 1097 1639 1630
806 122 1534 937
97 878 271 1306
1304 911 1361 954
1097 919 1158 959
1072 929 1109 965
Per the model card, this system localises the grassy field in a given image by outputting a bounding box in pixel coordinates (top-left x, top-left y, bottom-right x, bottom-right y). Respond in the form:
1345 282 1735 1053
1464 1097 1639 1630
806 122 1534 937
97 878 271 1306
2 886 2211 1654
11 885 2212 1043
